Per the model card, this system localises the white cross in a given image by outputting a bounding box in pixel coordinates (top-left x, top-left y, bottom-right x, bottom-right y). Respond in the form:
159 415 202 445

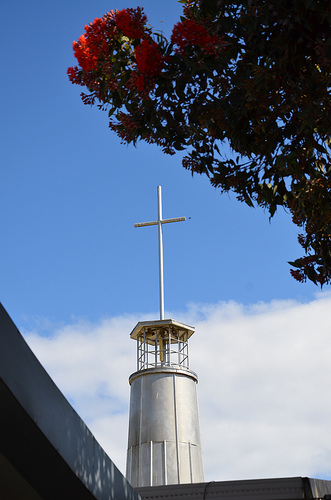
134 186 186 320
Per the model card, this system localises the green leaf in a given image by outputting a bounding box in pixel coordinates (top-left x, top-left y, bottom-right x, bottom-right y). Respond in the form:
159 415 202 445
314 142 327 155
288 259 303 268
174 142 186 151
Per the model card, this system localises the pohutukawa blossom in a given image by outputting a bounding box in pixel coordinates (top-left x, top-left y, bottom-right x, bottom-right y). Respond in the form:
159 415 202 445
116 8 148 39
135 40 164 75
171 18 220 54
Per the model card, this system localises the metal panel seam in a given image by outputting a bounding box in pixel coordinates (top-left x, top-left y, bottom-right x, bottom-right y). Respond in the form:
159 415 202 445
173 374 180 484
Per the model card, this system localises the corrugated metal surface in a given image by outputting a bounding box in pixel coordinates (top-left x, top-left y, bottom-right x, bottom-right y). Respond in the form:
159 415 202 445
126 367 204 487
136 476 331 500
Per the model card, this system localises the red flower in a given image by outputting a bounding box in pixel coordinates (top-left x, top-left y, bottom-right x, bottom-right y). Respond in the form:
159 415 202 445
67 66 83 85
71 17 109 74
116 8 147 40
84 17 109 57
134 40 164 92
171 18 220 54
135 40 164 76
290 268 307 282
72 35 97 72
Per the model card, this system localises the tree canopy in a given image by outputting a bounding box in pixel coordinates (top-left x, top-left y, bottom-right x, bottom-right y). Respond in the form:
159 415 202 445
68 0 331 286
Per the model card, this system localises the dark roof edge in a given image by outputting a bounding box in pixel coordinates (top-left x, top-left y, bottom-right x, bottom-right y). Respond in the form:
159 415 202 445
0 303 140 500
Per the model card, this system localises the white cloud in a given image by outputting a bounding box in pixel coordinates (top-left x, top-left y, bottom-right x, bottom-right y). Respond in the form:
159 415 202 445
23 292 331 482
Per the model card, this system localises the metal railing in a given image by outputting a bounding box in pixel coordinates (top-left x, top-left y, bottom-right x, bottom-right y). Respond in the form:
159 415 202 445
136 326 189 371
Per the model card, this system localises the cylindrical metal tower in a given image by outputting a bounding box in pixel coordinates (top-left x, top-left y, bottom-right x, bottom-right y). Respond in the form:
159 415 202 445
126 319 204 488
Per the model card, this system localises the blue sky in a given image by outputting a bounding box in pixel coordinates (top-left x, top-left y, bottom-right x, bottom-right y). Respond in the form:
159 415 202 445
2 0 331 483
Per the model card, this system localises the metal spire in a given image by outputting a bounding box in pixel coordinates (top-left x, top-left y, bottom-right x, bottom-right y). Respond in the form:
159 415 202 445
134 186 186 320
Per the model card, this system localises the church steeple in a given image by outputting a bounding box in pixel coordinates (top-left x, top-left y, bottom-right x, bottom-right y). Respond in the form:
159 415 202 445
126 187 204 488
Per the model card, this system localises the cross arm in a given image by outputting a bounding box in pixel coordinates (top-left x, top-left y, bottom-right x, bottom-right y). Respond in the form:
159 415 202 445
134 217 186 228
